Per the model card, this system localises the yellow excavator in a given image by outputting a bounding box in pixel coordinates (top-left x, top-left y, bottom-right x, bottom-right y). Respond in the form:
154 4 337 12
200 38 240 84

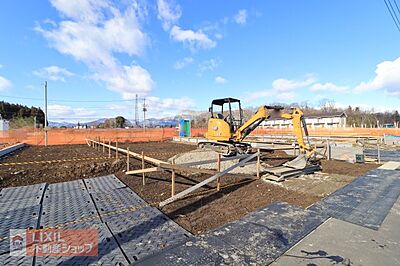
199 98 315 160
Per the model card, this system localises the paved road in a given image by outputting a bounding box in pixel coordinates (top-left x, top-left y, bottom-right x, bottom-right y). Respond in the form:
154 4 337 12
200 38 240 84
272 196 400 266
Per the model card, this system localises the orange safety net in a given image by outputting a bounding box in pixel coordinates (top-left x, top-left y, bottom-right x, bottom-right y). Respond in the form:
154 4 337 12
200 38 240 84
1 127 399 146
0 128 179 145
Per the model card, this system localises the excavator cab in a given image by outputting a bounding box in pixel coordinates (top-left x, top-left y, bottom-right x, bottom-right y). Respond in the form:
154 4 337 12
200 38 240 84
207 98 243 141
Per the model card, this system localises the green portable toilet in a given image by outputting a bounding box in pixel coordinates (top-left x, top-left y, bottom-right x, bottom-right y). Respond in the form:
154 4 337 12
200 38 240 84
179 119 191 137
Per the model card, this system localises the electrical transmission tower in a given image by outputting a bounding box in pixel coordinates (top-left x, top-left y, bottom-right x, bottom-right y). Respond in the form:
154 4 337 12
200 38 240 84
143 98 147 131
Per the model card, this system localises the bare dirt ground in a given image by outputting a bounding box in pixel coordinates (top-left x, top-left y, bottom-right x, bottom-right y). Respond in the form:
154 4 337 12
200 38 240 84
0 142 379 234
267 159 382 198
320 159 380 177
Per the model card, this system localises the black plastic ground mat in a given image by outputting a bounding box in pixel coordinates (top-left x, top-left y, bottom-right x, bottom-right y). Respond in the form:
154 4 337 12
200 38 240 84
45 180 86 194
0 254 34 266
40 187 100 228
0 196 41 213
90 187 145 218
310 169 400 230
136 202 328 265
35 222 128 266
0 205 40 255
84 175 126 192
0 183 46 204
106 205 191 263
83 176 192 264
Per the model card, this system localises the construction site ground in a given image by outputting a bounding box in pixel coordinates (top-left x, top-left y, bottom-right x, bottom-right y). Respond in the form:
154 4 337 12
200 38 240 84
0 141 379 234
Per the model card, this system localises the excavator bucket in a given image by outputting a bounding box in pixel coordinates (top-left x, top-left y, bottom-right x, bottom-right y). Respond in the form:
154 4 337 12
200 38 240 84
283 154 307 169
263 153 320 182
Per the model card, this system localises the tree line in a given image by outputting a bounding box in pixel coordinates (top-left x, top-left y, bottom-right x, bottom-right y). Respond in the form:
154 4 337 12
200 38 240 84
0 101 45 128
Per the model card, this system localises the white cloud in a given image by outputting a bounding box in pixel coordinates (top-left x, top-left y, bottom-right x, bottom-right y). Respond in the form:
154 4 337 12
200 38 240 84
310 82 349 92
174 57 193 69
48 104 97 120
145 96 196 117
215 76 227 84
92 64 154 99
156 0 217 51
198 59 220 73
0 76 12 91
245 75 317 102
354 57 400 97
170 26 216 51
50 0 108 24
234 9 247 25
157 0 181 30
35 0 154 98
272 76 316 92
33 66 74 82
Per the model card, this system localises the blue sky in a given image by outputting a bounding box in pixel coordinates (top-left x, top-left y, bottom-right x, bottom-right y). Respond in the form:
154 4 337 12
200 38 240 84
0 0 399 122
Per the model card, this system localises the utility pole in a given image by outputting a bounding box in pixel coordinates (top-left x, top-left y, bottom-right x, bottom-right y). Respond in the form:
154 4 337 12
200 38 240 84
143 98 147 132
135 94 139 127
44 81 48 146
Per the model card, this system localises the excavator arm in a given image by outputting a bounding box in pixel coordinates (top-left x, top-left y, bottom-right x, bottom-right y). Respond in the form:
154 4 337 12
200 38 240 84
233 106 315 157
233 105 278 141
280 108 315 157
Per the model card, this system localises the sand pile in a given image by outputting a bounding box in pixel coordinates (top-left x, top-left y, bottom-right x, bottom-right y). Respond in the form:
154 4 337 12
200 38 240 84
169 150 267 175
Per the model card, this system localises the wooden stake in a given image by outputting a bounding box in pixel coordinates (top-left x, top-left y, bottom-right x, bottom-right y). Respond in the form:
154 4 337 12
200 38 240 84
126 147 130 171
377 143 381 163
142 151 145 186
115 139 118 159
102 138 105 153
327 140 331 160
256 149 261 179
171 158 175 196
108 139 111 158
216 153 221 191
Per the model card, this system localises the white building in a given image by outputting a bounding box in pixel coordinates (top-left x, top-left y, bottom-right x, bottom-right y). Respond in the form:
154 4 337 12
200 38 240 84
0 117 9 131
261 112 347 129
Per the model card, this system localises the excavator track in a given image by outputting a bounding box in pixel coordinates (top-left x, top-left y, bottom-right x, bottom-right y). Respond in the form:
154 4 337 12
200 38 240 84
197 141 251 156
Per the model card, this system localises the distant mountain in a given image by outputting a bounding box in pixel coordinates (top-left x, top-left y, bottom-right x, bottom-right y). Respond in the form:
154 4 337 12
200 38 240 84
86 118 107 127
48 121 76 128
49 117 181 128
130 118 178 127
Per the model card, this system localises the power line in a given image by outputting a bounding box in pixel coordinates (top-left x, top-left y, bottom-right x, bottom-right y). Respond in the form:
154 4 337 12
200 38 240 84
0 94 142 103
388 0 400 25
384 0 400 32
395 0 400 14
0 95 43 101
